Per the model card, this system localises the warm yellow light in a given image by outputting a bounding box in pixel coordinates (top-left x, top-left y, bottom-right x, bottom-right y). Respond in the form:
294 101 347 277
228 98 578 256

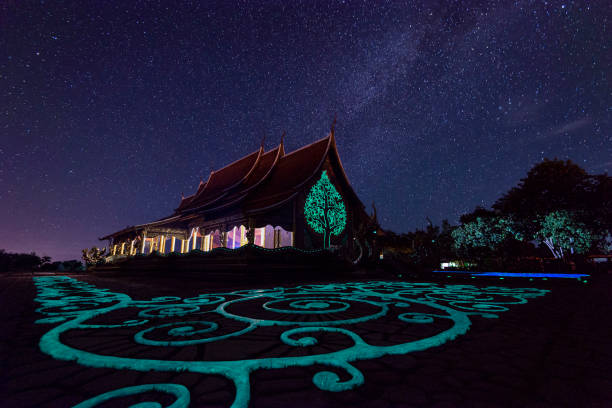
204 233 211 251
240 225 248 247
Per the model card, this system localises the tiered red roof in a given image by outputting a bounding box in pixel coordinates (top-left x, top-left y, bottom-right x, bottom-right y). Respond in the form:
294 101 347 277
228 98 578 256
176 148 262 211
101 131 364 239
175 133 337 215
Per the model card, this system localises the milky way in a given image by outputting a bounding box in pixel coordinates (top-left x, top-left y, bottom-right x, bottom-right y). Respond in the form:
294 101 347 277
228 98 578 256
1 1 610 260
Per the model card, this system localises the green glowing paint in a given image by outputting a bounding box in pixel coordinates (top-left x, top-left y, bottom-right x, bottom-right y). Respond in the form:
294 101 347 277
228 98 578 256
32 276 548 408
71 383 190 408
304 170 347 248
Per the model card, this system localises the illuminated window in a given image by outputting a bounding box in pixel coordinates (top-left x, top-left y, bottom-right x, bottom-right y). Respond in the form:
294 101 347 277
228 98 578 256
172 238 182 253
264 225 275 248
240 225 248 246
211 230 222 249
202 234 212 251
229 227 237 248
142 238 154 254
255 225 293 248
195 234 203 250
164 237 172 253
184 229 196 252
276 227 293 247
254 227 265 247
226 225 248 249
152 236 162 253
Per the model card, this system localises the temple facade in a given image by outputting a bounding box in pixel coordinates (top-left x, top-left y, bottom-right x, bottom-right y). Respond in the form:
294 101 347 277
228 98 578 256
100 127 379 264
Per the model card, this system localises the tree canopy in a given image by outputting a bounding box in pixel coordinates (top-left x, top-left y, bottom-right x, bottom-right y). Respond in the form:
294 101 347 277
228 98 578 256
535 211 595 258
452 216 523 251
0 249 51 272
456 159 611 258
492 159 611 238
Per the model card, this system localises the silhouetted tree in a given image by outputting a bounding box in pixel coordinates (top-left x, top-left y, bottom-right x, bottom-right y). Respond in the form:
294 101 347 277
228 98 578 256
0 249 49 272
492 159 611 245
459 206 497 224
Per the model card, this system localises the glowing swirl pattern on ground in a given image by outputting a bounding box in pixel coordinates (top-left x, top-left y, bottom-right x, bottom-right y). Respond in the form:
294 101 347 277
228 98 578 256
33 276 548 407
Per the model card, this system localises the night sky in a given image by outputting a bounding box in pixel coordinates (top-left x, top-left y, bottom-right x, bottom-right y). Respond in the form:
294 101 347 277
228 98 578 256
1 1 610 261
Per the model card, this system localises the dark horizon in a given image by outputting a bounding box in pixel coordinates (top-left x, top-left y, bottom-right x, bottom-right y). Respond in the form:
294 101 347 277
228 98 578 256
2 1 610 261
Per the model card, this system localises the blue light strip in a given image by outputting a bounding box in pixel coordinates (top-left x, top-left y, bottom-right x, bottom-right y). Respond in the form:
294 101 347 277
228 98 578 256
432 270 589 279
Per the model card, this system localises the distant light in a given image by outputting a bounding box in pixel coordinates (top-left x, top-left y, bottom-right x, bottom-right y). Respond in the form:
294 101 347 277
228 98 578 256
440 261 459 269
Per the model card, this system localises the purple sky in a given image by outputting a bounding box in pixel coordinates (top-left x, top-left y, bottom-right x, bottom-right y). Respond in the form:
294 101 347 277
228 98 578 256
1 0 610 261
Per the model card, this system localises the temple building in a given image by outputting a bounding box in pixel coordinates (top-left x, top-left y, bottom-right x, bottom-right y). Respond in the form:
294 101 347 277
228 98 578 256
100 126 379 265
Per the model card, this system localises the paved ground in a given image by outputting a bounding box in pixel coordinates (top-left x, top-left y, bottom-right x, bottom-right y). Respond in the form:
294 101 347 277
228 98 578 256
1 272 611 407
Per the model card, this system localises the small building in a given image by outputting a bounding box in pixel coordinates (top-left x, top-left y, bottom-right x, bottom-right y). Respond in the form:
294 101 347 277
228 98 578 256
100 127 379 266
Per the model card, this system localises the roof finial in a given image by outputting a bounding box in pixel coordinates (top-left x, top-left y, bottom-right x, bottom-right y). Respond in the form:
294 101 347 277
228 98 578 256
181 192 184 200
279 131 286 156
371 201 378 223
260 133 266 150
330 113 337 137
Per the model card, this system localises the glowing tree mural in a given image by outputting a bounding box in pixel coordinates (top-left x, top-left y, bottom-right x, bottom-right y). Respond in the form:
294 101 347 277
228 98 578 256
304 170 347 248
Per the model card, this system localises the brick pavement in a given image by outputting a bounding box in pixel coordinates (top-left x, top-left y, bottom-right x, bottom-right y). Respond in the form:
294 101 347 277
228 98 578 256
1 272 611 407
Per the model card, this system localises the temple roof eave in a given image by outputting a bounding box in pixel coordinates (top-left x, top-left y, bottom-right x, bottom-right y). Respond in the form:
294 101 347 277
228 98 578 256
177 148 261 211
101 129 368 241
99 214 185 240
